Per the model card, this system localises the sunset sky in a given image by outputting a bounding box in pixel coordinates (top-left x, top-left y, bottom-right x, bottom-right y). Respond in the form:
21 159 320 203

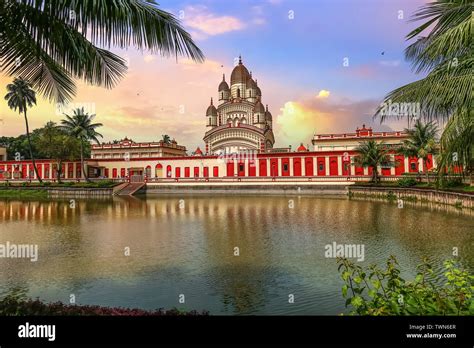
0 0 429 152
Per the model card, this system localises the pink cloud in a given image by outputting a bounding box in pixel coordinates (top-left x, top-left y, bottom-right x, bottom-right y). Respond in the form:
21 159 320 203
183 6 245 37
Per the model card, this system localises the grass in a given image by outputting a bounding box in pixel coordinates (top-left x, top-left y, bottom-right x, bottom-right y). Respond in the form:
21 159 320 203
2 180 118 189
0 189 48 198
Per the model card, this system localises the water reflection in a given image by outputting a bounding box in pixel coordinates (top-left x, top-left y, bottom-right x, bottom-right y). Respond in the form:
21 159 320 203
0 195 472 315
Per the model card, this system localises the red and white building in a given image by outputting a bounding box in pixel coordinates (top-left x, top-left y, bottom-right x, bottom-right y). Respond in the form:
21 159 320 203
0 124 435 183
0 59 436 183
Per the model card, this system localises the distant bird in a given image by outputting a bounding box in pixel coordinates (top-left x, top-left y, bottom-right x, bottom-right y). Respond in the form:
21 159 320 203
381 51 385 55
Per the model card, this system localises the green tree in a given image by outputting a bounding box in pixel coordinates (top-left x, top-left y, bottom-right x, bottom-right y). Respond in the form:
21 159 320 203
1 0 204 103
437 108 473 176
354 140 393 183
399 119 438 182
162 134 171 144
34 122 81 182
375 0 473 175
59 108 103 182
4 77 42 182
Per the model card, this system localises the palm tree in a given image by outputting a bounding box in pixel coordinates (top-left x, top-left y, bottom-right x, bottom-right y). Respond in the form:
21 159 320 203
1 0 204 103
437 108 473 176
375 0 473 174
354 140 394 183
399 120 438 183
4 77 42 182
162 134 171 144
59 108 103 181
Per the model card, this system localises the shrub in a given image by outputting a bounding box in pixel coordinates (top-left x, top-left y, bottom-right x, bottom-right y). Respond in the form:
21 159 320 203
97 180 115 188
0 296 209 316
337 256 473 315
42 182 51 187
397 177 417 187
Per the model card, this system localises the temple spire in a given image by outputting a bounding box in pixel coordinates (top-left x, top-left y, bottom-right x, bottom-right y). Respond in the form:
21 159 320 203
239 55 242 64
210 97 213 105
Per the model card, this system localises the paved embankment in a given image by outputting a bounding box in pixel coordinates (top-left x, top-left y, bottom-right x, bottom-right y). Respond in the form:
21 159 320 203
349 186 474 209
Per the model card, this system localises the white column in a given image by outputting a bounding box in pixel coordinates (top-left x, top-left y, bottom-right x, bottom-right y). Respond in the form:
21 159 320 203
337 156 343 176
418 158 424 172
314 158 318 176
278 158 282 176
266 158 271 176
363 167 368 176
390 155 396 175
244 159 249 176
234 158 238 176
325 157 330 176
404 157 409 174
302 158 306 176
289 158 294 176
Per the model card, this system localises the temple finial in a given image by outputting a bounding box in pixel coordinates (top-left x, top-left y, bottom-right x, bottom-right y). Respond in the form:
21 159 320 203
239 55 242 64
210 97 213 105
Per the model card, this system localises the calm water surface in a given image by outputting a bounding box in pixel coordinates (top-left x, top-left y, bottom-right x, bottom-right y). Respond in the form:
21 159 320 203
0 194 472 315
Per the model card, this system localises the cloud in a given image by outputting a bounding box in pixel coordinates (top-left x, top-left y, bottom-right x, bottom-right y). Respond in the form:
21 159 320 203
379 60 401 67
143 55 156 63
183 6 245 37
316 90 330 98
275 96 396 147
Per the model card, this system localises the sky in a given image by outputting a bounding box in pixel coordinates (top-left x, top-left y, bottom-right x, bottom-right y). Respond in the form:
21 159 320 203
0 0 430 152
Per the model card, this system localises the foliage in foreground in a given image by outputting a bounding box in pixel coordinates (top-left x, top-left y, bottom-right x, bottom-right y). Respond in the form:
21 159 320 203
338 256 473 315
0 296 208 316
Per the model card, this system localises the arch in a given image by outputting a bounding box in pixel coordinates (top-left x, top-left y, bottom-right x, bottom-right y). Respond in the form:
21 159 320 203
145 165 151 178
155 163 163 178
241 117 247 124
166 165 172 178
237 88 240 98
233 117 239 127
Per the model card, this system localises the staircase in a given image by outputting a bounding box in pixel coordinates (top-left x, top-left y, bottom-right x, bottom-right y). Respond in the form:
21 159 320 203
114 182 145 196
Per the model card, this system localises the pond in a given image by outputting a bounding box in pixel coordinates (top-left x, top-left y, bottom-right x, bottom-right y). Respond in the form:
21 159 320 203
0 194 472 315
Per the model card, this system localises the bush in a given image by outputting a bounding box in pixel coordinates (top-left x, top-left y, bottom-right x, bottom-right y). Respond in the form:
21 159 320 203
41 182 51 187
397 177 417 187
0 296 209 316
96 180 116 188
436 175 463 189
338 256 473 315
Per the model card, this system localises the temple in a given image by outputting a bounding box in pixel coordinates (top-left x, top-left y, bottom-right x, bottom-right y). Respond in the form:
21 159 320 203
0 58 437 183
203 56 275 154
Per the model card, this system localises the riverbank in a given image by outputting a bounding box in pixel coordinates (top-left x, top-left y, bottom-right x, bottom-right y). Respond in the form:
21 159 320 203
349 186 474 209
0 296 208 316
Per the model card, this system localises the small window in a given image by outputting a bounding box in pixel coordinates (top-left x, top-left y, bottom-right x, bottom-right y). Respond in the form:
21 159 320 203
319 164 324 171
283 164 288 171
239 164 244 172
410 163 417 170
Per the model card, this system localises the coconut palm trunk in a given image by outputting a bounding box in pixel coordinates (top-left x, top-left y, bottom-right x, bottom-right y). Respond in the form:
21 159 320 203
23 109 42 183
79 140 89 182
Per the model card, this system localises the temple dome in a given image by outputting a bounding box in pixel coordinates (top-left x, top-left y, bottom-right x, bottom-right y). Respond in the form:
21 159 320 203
218 74 229 92
231 56 251 85
206 98 218 116
254 100 265 113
